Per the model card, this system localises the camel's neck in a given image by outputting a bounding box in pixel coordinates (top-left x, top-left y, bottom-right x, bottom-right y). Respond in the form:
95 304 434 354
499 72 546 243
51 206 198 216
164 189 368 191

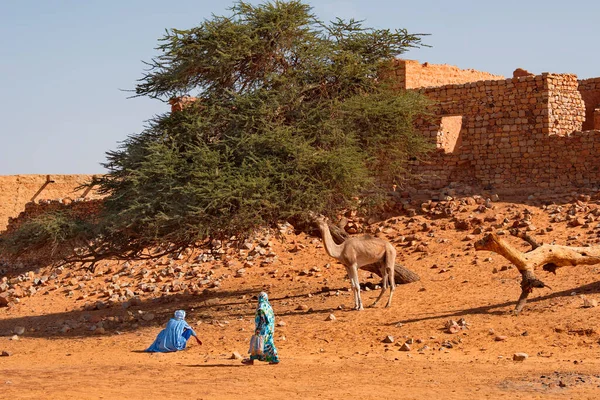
318 223 343 259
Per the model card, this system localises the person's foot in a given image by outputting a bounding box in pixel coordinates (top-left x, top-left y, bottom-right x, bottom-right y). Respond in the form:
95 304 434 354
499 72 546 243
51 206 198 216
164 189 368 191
241 358 254 365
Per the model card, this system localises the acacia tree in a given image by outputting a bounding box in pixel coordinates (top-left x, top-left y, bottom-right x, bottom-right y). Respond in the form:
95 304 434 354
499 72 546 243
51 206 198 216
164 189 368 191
1 0 431 265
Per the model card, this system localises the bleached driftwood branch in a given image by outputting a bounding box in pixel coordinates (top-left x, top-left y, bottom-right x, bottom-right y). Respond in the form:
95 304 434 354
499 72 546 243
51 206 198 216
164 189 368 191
475 232 600 313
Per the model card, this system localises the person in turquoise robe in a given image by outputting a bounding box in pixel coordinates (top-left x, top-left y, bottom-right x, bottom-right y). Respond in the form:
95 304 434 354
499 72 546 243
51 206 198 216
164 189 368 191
242 292 280 365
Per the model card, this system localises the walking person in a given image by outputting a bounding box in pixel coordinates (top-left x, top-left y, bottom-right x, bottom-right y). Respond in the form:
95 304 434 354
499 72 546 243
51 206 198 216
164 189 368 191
242 292 280 365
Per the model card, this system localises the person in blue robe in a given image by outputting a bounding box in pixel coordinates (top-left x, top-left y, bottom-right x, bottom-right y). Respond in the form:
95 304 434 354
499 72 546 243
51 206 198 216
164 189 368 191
146 310 201 352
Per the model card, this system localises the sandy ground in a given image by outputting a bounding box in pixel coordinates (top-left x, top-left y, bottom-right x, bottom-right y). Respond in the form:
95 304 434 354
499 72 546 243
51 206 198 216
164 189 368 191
2 196 600 399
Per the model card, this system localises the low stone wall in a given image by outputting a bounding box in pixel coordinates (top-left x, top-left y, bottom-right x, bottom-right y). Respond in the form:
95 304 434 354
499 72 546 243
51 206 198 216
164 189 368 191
3 199 104 235
390 59 504 89
0 175 101 231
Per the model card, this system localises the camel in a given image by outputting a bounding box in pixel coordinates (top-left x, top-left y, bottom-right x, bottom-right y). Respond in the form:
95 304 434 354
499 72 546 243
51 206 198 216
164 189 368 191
314 216 397 310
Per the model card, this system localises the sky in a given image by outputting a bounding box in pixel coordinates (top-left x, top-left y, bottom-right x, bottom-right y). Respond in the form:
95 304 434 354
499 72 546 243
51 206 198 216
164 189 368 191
0 0 598 175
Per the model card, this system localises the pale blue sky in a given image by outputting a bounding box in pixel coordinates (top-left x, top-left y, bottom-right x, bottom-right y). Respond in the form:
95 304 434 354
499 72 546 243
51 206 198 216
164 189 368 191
0 0 597 174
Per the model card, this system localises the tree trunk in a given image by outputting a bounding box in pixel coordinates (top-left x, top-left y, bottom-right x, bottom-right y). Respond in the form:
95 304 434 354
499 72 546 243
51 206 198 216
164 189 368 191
327 222 420 285
360 262 421 284
475 233 600 313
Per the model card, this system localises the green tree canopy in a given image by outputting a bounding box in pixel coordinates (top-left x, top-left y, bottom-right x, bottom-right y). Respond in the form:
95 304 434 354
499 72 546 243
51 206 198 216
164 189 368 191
1 0 431 266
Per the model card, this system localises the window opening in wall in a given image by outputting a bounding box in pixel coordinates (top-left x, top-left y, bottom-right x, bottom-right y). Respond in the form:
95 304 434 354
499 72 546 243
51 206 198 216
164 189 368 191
438 115 463 153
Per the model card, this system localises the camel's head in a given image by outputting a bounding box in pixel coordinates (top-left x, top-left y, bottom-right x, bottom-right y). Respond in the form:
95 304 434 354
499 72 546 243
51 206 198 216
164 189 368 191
307 211 328 228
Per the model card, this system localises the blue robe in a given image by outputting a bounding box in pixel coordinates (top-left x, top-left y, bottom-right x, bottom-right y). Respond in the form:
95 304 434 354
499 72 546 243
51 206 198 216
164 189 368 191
146 318 196 352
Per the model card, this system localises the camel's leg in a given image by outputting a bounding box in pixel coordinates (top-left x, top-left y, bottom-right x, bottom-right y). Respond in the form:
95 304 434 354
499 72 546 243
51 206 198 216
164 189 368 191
385 245 397 308
344 266 358 310
370 265 388 307
349 265 363 310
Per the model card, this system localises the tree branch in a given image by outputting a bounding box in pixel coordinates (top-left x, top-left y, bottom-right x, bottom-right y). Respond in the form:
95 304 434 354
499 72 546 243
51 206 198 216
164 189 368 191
475 233 600 313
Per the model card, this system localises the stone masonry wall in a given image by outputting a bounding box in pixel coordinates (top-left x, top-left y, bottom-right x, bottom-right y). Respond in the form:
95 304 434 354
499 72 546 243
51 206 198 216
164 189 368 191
408 73 600 191
390 59 505 89
579 78 600 130
3 199 104 235
0 175 101 231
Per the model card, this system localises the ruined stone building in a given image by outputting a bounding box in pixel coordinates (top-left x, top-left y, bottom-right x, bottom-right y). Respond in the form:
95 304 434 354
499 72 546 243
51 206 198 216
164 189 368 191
390 60 600 192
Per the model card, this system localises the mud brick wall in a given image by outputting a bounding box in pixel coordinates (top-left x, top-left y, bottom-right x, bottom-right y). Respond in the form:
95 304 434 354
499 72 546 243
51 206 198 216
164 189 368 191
408 73 600 190
578 78 600 130
390 59 504 89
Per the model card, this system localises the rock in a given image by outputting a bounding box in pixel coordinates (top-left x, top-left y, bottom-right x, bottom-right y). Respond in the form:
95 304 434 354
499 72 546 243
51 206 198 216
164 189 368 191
276 321 287 327
142 313 155 321
399 343 411 351
231 351 243 360
1 351 12 357
382 335 395 344
296 304 309 311
513 352 529 361
325 314 336 321
13 326 25 336
582 297 598 308
495 335 508 341
10 335 19 341
0 292 10 307
569 218 585 227
445 320 461 334
513 68 534 78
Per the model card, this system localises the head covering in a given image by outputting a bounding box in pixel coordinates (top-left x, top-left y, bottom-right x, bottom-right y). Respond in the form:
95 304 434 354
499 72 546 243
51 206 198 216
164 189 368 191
258 291 269 304
174 310 186 320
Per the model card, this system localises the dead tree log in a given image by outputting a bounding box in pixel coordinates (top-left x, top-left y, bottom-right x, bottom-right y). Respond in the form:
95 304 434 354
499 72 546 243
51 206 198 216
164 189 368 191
327 222 420 285
475 233 600 313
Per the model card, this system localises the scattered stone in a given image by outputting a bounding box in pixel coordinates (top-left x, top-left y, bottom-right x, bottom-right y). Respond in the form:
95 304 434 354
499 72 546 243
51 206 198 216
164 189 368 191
276 321 287 327
513 352 529 361
582 296 598 308
399 342 411 351
13 326 25 336
10 335 19 341
495 335 508 342
142 313 155 321
325 314 336 321
0 293 10 307
231 351 243 360
0 351 12 357
382 335 394 344
296 304 309 311
445 320 461 334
